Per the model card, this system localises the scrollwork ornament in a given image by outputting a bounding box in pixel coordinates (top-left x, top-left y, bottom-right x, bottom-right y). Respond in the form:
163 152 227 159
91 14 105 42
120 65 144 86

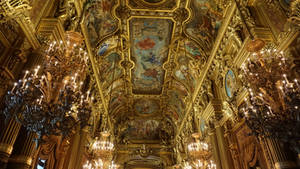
288 0 300 27
115 5 131 20
0 0 32 23
173 8 189 23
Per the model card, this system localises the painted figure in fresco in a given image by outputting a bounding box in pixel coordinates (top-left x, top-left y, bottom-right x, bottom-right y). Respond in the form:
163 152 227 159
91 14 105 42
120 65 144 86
85 0 116 46
168 110 179 121
185 42 201 59
186 0 223 48
137 37 156 50
225 70 236 98
142 52 160 64
125 120 159 140
98 52 121 84
97 43 109 56
168 91 185 116
141 63 160 81
135 99 159 114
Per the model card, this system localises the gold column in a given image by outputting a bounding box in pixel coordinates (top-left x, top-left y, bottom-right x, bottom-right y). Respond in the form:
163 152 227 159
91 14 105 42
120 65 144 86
74 128 88 169
215 124 233 169
263 138 297 169
63 126 88 169
211 99 234 169
6 131 36 169
209 127 222 169
0 119 21 169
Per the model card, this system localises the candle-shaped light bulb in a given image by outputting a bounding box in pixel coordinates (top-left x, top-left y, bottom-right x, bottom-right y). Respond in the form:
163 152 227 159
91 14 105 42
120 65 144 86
244 111 248 117
23 70 29 79
22 79 27 88
283 74 287 78
39 96 43 104
294 79 299 90
11 82 18 92
34 66 40 77
86 90 90 101
63 79 68 89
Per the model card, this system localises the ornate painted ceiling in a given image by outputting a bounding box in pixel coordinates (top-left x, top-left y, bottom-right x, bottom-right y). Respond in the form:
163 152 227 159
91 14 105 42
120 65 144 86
80 0 226 167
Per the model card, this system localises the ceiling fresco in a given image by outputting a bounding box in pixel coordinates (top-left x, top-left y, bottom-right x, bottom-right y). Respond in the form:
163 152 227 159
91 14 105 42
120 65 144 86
82 0 225 135
122 119 160 141
185 0 223 51
81 0 225 167
134 98 160 115
84 0 118 47
130 18 174 94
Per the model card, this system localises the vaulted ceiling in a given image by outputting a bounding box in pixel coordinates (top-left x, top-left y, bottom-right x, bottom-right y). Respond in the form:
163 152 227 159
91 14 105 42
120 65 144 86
80 0 225 167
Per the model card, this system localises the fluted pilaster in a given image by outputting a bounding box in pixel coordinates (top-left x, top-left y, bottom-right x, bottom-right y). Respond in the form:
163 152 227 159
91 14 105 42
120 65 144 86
0 119 21 169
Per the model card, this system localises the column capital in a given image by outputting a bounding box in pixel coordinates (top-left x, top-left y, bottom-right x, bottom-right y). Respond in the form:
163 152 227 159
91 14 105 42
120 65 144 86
275 161 297 169
0 143 13 155
8 155 32 166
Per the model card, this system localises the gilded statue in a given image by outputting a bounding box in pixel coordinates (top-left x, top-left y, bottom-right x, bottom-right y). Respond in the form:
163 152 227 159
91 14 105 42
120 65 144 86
55 0 78 31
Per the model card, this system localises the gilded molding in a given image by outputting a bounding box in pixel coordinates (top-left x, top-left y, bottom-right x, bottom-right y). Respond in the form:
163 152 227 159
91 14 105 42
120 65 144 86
176 2 237 139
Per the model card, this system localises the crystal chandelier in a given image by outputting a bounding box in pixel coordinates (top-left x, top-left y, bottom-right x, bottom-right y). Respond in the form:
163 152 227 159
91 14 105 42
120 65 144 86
240 47 300 145
84 132 115 169
183 160 216 169
88 132 114 160
2 31 92 141
83 160 117 169
187 141 210 159
83 158 103 169
187 133 217 169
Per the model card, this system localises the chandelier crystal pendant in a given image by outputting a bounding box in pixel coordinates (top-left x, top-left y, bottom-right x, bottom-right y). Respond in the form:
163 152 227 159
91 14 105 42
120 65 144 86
2 31 92 141
240 48 300 144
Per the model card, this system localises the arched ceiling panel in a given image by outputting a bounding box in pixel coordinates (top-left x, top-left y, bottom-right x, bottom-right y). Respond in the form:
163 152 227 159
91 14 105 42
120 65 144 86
185 0 223 51
82 0 226 151
84 0 119 47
